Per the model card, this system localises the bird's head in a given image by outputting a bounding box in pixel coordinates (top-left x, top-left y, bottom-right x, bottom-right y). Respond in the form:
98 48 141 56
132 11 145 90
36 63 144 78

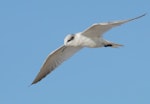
64 34 75 46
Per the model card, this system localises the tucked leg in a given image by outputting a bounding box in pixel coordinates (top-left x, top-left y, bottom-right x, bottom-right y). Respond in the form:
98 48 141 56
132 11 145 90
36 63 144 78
104 44 113 47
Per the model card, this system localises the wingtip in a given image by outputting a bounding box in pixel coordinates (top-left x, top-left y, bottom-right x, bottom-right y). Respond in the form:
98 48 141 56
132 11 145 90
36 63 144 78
140 13 147 17
31 82 35 85
30 72 48 85
30 82 35 86
29 84 33 87
30 79 39 85
143 13 147 16
132 13 147 20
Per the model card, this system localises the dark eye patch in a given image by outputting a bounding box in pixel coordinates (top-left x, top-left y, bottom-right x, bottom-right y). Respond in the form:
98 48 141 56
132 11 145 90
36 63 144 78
67 36 74 42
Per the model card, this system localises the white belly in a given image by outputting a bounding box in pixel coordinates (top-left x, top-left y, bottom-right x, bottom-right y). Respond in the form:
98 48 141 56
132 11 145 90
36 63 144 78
76 34 104 48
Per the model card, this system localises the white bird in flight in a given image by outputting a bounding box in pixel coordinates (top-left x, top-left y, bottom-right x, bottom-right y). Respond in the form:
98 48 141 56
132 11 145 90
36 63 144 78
31 14 146 85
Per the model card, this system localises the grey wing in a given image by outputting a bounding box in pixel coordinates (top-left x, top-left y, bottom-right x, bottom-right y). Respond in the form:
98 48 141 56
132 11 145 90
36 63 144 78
31 45 82 85
81 14 146 38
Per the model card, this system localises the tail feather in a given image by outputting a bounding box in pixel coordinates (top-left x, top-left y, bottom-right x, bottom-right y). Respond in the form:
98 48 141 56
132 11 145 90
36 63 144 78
111 43 123 48
103 40 123 48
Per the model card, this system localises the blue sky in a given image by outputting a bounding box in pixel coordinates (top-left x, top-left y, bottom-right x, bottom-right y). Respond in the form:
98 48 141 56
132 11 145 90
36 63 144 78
0 0 150 104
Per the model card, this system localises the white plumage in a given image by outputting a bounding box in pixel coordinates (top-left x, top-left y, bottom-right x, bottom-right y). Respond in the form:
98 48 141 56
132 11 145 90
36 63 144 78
31 14 146 85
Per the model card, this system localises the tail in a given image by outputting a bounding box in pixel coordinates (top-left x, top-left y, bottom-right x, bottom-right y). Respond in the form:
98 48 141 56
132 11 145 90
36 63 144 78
111 42 123 48
104 40 123 48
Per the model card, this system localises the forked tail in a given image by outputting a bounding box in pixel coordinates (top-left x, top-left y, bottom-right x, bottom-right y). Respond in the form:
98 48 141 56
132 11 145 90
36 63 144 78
110 43 123 48
104 41 123 48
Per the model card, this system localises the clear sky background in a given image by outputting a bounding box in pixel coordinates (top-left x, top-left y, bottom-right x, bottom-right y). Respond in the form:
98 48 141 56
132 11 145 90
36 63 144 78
0 0 149 104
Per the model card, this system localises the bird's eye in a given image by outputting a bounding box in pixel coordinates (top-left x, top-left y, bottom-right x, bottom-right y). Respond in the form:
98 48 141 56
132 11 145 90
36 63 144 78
67 36 74 42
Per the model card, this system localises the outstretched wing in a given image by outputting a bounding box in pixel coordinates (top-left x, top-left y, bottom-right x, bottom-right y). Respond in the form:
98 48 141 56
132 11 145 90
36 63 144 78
31 45 82 85
81 14 146 38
